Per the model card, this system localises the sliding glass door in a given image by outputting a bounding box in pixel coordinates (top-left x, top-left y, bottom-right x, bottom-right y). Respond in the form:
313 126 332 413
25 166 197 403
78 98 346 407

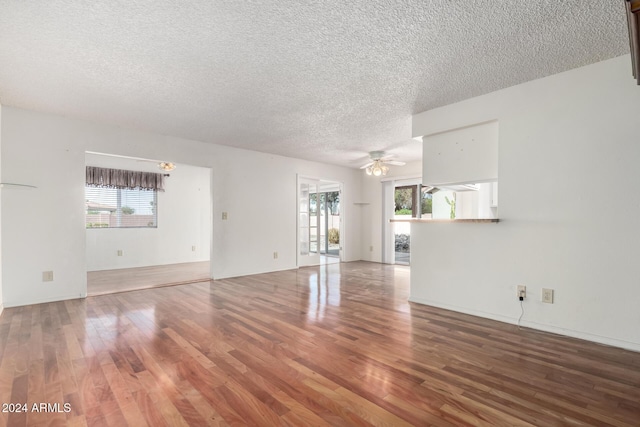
318 190 340 257
393 184 434 264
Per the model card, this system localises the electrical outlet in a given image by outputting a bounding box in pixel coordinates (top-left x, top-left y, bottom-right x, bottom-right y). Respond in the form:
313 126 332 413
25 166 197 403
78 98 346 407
42 271 54 282
117 250 123 256
369 245 373 252
542 288 554 303
222 212 228 220
517 285 526 299
273 251 278 259
191 246 196 252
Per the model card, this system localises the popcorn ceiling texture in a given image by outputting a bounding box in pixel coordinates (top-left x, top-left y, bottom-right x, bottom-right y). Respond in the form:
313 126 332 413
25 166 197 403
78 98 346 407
0 1 628 166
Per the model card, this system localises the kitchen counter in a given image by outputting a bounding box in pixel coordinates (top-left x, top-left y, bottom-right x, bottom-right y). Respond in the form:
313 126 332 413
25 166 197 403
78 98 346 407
389 218 499 223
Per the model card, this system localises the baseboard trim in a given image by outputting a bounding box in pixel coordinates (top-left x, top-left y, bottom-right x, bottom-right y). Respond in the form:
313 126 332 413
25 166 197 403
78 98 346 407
408 297 640 353
4 293 86 309
215 266 299 280
88 260 210 273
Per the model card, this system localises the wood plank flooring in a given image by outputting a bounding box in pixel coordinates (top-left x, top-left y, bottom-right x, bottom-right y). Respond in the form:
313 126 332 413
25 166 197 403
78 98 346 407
87 261 210 296
1 261 639 426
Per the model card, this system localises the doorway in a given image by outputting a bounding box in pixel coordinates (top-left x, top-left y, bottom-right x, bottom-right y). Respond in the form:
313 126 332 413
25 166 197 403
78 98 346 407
383 178 432 265
85 152 212 295
297 176 342 267
318 182 341 265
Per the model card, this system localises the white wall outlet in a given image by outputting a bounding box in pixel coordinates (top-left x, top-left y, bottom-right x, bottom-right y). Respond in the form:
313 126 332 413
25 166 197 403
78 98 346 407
42 271 54 282
191 245 196 252
273 251 278 259
542 288 554 303
117 250 123 256
517 285 526 299
370 245 374 252
222 212 228 220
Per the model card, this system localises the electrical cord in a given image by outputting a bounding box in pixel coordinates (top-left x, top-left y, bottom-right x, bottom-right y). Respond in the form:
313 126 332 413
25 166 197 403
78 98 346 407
517 299 524 329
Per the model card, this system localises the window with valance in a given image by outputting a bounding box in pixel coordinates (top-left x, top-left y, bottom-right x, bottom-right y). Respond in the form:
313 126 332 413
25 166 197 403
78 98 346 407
85 166 164 229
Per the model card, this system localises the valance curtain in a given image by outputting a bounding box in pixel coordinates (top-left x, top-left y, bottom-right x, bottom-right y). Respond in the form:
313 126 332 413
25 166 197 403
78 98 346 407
86 166 165 191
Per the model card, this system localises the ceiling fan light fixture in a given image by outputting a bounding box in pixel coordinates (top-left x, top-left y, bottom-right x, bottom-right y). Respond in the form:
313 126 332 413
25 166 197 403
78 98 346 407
158 162 176 171
362 152 404 177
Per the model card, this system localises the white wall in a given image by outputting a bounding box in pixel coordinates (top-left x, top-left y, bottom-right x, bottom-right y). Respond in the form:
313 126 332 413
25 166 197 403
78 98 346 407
85 153 211 271
431 190 455 219
0 107 363 307
410 55 640 351
423 121 498 186
0 104 3 316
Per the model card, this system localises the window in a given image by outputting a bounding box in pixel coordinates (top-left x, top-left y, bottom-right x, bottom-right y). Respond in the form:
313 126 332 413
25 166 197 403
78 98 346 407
86 186 157 228
394 185 433 218
85 165 164 229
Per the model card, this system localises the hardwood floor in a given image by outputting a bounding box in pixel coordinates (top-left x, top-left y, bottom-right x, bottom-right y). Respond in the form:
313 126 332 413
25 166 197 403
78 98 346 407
87 261 210 296
1 261 639 426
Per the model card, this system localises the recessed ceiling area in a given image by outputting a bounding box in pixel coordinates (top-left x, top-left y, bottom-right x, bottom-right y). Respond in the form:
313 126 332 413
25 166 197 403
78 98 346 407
0 1 629 167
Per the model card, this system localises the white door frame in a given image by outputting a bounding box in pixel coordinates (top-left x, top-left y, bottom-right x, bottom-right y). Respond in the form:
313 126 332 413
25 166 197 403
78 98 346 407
297 175 320 267
381 176 422 265
382 181 395 264
297 175 344 267
319 180 343 262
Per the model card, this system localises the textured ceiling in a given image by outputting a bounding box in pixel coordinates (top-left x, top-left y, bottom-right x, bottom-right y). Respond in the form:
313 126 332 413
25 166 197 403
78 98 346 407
0 1 629 167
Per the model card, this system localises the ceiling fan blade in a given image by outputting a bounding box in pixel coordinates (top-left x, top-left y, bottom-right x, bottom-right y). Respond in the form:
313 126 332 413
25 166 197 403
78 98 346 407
385 160 406 166
360 162 374 169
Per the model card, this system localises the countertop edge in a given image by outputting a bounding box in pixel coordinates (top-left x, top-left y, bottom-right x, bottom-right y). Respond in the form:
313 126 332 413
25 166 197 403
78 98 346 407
389 218 500 223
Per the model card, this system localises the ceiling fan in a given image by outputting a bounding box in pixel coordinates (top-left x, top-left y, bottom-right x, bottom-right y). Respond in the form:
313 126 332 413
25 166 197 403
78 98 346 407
360 151 406 176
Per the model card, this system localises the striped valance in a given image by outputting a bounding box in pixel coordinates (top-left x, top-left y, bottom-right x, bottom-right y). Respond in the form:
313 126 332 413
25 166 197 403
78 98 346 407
86 166 165 191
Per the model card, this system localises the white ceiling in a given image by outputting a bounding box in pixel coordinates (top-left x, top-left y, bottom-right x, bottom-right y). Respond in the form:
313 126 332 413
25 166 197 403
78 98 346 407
0 1 629 167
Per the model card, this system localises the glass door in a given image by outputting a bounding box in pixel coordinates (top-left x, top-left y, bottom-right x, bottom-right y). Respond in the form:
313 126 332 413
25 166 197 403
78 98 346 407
393 185 415 265
319 190 340 258
387 180 432 265
298 176 321 266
